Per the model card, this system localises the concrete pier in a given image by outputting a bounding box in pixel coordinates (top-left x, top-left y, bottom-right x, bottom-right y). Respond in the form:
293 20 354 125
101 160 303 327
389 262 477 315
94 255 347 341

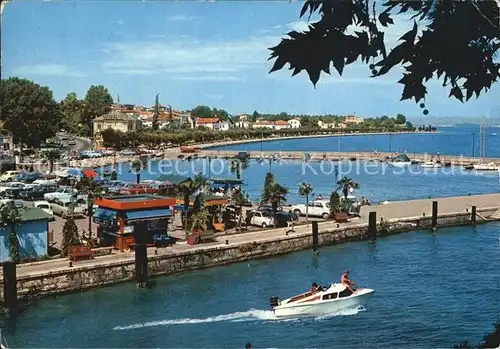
1 193 499 302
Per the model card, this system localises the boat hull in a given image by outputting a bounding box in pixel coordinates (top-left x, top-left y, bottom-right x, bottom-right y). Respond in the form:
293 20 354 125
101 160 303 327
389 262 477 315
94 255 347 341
273 289 374 318
388 162 412 168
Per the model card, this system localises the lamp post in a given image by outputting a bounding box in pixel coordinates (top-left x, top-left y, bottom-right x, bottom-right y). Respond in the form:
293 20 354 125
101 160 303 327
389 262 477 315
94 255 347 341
388 133 393 153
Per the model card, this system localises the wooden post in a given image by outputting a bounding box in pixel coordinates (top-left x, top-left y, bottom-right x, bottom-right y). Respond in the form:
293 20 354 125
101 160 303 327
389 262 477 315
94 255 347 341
3 261 17 310
135 244 148 288
432 201 438 230
471 205 476 226
368 211 377 240
312 221 319 255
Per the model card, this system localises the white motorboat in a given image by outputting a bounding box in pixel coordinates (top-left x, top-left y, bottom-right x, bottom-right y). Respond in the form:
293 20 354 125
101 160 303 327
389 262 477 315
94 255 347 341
421 161 442 168
473 162 498 171
269 283 374 318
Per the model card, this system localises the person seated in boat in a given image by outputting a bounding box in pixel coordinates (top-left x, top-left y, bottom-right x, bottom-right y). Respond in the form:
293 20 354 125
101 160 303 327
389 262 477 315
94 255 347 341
310 282 320 293
341 270 358 294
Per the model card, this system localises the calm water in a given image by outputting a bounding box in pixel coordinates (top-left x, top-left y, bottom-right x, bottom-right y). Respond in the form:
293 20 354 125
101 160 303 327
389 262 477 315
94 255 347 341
210 126 500 158
112 157 500 204
3 223 499 348
3 125 500 347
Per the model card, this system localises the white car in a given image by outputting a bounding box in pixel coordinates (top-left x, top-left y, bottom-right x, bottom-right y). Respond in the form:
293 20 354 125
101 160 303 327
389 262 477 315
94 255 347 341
247 210 275 228
33 200 54 219
51 199 85 218
44 187 74 202
291 199 331 219
33 179 59 186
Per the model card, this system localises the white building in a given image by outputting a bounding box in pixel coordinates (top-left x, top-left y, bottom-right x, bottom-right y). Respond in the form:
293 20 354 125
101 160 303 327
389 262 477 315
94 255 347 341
344 115 364 124
195 118 229 131
274 120 291 130
287 118 301 129
252 121 275 129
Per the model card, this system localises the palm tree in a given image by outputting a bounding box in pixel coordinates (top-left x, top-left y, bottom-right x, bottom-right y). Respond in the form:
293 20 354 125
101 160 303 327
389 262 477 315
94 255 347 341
177 178 202 234
231 187 247 231
190 192 207 233
268 182 288 226
193 172 209 193
261 172 275 204
297 182 313 222
0 203 21 262
130 159 143 184
336 176 359 199
229 157 249 179
46 150 60 173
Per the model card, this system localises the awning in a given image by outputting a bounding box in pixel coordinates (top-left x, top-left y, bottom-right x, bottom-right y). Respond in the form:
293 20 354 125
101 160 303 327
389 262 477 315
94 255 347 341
82 169 98 178
125 208 172 221
93 207 119 225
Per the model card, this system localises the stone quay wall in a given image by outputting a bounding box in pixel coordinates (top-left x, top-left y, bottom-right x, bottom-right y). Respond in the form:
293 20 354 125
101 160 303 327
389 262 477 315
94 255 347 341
3 208 497 302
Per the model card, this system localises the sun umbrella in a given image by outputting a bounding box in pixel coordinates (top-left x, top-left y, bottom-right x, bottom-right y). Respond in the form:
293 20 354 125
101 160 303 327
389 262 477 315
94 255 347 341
82 169 98 178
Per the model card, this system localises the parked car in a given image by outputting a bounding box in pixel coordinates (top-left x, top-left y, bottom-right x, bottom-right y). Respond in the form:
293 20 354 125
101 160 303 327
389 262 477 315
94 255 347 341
44 187 75 202
33 200 55 220
106 180 126 194
68 139 76 145
51 198 85 218
20 185 59 201
291 200 331 219
0 171 20 182
0 182 26 197
33 179 59 186
15 172 42 183
257 204 297 227
1 182 27 199
119 149 136 156
119 183 157 195
246 210 275 228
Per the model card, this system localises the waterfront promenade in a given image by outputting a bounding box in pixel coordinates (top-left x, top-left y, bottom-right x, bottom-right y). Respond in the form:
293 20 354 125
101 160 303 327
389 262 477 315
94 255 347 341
10 193 500 281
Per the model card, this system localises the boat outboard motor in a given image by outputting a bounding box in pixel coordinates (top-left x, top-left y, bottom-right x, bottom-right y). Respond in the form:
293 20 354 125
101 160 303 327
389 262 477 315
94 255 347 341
269 296 279 308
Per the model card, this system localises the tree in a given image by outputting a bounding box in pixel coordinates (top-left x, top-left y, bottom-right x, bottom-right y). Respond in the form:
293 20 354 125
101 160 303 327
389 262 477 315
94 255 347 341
231 187 248 231
268 182 288 225
130 159 143 184
297 182 313 222
251 111 259 122
261 172 275 203
336 176 359 199
177 177 202 235
1 77 60 146
268 1 499 112
230 158 249 179
191 105 214 118
329 191 341 216
190 192 208 233
84 85 113 119
152 93 160 130
396 114 407 124
61 92 86 135
454 320 500 349
0 203 21 262
61 217 79 257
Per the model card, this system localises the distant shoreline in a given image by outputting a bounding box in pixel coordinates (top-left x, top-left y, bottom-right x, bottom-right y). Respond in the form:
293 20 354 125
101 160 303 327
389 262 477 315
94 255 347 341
200 130 441 150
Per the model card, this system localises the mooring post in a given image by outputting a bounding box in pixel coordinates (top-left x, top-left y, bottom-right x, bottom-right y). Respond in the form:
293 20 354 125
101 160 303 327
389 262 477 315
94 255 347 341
368 211 377 240
312 221 319 254
471 205 476 226
135 244 148 288
432 201 438 231
3 261 17 310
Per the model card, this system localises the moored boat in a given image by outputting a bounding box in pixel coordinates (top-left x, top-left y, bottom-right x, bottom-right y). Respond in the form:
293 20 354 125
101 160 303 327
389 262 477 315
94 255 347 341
421 161 442 168
388 153 412 167
473 162 498 171
269 283 374 318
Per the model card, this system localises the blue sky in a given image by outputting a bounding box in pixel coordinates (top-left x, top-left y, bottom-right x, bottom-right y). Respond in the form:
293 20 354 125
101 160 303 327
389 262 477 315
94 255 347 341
2 1 499 119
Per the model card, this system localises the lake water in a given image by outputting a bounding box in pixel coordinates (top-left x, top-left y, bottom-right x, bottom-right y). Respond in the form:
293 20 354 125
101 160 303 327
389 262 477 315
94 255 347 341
2 125 499 347
209 126 500 158
3 223 499 348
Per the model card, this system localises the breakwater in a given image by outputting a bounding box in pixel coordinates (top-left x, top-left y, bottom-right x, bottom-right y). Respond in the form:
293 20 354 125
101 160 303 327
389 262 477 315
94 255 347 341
1 204 498 302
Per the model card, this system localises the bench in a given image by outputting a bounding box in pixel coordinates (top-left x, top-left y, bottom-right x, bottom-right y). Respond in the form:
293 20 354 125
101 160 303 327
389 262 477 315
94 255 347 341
91 246 114 256
69 245 94 261
333 212 349 223
200 230 216 243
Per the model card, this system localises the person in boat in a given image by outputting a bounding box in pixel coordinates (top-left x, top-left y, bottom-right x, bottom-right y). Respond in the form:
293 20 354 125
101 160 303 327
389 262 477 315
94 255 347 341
341 270 358 294
310 282 320 293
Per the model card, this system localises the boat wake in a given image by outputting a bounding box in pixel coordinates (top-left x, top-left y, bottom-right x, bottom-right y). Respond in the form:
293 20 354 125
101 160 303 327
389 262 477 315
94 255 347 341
113 306 366 331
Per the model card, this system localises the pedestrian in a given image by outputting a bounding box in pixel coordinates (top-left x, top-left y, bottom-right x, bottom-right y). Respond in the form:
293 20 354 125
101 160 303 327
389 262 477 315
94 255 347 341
286 210 295 233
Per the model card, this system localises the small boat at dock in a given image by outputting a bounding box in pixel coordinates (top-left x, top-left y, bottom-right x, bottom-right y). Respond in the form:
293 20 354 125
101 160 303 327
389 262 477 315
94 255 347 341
473 162 498 171
421 161 442 168
269 283 374 318
388 154 412 167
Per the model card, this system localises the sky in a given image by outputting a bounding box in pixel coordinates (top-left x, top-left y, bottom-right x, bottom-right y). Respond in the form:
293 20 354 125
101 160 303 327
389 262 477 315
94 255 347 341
2 1 499 119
